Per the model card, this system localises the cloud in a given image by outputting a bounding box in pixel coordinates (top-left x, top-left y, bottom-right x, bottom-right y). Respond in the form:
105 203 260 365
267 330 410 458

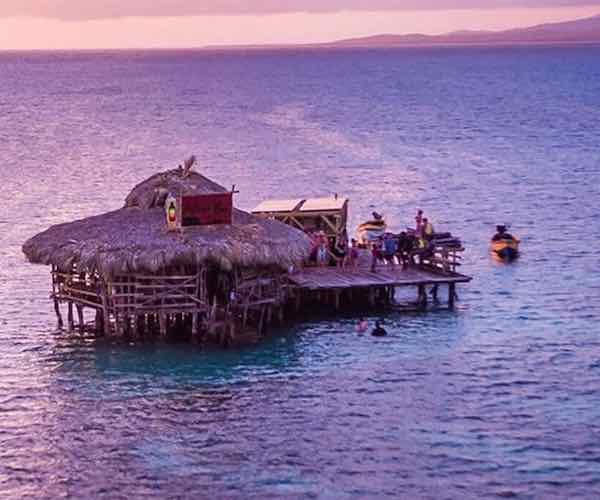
2 1 600 20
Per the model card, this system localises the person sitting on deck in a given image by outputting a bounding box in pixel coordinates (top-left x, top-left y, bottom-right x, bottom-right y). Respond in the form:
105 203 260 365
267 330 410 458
423 218 434 241
492 225 515 241
371 320 387 337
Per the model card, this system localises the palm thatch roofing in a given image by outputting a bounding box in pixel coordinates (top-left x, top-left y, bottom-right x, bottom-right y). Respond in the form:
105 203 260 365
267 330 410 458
23 168 312 277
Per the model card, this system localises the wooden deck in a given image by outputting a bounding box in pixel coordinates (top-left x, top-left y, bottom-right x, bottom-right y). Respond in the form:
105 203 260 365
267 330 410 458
288 264 472 291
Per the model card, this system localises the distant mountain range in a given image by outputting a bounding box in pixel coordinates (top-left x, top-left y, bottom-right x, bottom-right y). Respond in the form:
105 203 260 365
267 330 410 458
325 14 600 48
207 14 600 50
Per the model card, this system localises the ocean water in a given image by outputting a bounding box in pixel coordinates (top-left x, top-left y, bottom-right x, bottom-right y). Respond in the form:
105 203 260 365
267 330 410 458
1 46 600 499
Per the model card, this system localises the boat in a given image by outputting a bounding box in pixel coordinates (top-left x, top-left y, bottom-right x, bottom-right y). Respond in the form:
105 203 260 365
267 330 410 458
357 212 386 244
491 225 519 260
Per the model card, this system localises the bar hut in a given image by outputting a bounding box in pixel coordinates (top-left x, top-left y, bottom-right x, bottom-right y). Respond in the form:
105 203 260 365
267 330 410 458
22 160 312 342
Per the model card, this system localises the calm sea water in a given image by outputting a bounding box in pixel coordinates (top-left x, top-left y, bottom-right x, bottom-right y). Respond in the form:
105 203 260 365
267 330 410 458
1 46 600 499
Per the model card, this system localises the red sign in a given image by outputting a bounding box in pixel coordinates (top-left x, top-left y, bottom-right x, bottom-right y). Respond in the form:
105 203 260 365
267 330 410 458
181 193 233 226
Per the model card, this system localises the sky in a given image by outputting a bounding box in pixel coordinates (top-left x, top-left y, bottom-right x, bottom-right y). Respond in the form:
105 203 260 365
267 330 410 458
0 1 599 49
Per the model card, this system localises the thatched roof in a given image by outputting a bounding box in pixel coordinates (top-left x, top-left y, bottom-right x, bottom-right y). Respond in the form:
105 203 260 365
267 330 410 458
23 168 312 276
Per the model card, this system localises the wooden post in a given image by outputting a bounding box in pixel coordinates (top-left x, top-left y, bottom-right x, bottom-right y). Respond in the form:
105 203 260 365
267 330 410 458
334 290 341 311
54 299 64 328
448 283 456 309
266 305 273 326
192 311 199 337
258 306 266 337
67 301 74 331
368 287 375 307
136 315 145 337
101 281 111 337
95 309 103 335
159 312 167 337
418 285 427 311
76 305 84 331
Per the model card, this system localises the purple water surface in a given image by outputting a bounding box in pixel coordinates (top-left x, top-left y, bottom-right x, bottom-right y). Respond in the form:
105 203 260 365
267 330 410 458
1 46 600 499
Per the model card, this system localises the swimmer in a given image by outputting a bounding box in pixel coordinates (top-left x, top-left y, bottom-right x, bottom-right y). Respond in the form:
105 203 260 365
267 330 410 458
356 318 368 334
371 320 387 337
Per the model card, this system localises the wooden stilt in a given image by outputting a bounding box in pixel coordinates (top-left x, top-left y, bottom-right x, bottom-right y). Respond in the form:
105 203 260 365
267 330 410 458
418 285 428 311
192 312 199 337
76 305 84 331
67 302 74 331
95 309 103 335
448 283 456 309
368 287 375 307
159 312 167 337
266 305 273 326
54 299 64 328
136 315 145 337
101 281 111 337
334 290 341 311
258 306 266 336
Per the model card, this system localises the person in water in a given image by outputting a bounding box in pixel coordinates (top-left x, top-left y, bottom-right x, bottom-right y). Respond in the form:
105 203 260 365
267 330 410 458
371 321 387 337
492 225 515 241
356 318 368 334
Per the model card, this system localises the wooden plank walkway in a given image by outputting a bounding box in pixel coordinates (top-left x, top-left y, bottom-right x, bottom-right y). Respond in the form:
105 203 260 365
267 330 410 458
288 265 471 291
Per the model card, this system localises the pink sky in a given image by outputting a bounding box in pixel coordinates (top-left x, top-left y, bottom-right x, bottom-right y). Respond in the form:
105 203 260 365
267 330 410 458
0 3 599 49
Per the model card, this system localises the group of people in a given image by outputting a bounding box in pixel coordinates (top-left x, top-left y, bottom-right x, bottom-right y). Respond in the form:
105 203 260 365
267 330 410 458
366 209 436 272
414 209 435 241
308 230 360 268
356 318 388 337
308 209 436 271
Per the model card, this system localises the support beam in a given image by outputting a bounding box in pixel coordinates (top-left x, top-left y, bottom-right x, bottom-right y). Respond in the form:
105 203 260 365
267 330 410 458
67 302 74 331
448 283 456 309
76 305 84 331
368 287 375 307
54 299 64 328
418 285 428 311
136 315 145 338
95 309 103 335
159 312 167 337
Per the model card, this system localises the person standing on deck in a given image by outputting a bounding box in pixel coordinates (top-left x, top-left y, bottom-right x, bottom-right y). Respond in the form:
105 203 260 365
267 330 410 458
423 218 434 241
349 239 359 268
370 241 381 273
415 209 424 235
334 235 349 268
316 232 329 267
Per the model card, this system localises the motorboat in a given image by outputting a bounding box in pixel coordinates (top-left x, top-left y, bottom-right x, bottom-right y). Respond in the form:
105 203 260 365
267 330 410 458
357 212 386 245
491 225 519 260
